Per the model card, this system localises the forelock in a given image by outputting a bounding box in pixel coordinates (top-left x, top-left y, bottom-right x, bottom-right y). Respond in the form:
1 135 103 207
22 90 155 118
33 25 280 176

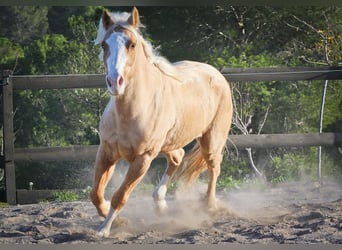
95 11 140 45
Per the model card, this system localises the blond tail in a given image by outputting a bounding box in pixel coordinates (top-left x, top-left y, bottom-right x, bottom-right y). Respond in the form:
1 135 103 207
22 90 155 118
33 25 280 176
173 142 207 186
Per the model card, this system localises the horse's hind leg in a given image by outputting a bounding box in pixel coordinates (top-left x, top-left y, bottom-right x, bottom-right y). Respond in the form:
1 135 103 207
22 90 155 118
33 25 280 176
202 152 223 209
152 148 185 214
90 144 117 218
199 131 227 210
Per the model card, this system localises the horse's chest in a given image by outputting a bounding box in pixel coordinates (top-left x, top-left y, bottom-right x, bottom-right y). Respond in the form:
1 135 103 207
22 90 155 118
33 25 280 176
101 120 155 158
100 100 168 158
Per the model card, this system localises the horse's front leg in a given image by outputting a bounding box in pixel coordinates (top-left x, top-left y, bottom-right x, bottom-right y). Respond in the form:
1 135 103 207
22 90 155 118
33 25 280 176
97 153 154 237
90 144 117 218
152 148 184 214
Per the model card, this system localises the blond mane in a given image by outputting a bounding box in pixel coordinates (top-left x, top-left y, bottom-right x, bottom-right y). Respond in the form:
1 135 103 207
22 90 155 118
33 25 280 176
139 37 183 82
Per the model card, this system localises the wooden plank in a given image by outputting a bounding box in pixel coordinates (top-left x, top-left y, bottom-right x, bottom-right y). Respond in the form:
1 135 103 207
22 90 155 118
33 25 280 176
13 133 342 162
12 74 105 90
227 132 342 149
11 67 342 90
14 145 99 162
2 70 17 205
222 66 342 82
16 189 58 204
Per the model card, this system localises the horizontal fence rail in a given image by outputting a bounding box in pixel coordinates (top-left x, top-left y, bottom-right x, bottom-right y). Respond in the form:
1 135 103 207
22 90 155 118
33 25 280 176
221 66 342 82
12 74 104 90
11 66 342 90
14 133 342 162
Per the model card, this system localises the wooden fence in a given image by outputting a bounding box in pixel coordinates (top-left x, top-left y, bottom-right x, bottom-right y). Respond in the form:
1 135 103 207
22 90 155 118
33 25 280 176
1 66 342 204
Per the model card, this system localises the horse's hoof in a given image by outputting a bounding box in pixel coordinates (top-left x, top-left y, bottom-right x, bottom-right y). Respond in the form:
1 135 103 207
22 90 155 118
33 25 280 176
96 229 110 238
154 199 168 216
96 218 112 238
208 204 219 214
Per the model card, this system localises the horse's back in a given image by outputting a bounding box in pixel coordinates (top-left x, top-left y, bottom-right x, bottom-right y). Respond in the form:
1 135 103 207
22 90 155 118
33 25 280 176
173 60 229 92
161 60 232 148
172 60 231 101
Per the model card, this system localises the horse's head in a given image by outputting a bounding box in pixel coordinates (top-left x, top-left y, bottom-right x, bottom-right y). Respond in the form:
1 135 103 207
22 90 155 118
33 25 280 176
100 7 140 96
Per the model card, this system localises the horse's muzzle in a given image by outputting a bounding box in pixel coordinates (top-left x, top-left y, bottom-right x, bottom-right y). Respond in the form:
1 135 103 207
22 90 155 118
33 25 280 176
106 75 125 95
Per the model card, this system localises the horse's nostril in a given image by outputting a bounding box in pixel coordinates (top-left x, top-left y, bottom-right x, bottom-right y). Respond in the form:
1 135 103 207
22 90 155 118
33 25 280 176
106 76 112 87
118 76 124 86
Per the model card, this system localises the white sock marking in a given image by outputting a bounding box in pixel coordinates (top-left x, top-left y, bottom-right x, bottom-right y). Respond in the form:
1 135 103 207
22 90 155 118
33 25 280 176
153 174 169 201
153 174 170 214
97 206 118 237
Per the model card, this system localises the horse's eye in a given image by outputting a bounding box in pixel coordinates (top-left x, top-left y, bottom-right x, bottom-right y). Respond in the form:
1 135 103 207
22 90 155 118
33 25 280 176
127 41 136 49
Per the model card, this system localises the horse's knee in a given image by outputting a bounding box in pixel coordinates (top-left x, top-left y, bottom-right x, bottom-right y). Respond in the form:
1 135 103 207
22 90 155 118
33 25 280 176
166 148 185 166
90 189 99 206
111 190 129 212
90 189 110 218
96 201 111 218
176 148 185 163
203 152 222 173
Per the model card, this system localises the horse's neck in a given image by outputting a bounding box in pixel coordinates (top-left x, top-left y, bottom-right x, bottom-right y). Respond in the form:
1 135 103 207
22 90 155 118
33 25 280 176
114 59 162 118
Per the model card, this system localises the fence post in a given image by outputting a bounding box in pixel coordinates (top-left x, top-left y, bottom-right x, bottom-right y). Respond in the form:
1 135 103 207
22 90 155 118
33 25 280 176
1 70 16 205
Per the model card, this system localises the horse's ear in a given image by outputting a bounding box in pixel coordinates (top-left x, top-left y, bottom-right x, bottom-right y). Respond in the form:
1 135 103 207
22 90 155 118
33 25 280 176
129 7 140 28
102 10 114 30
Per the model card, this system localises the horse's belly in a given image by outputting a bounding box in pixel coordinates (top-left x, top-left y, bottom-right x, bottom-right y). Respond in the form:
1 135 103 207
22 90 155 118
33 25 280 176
161 124 203 152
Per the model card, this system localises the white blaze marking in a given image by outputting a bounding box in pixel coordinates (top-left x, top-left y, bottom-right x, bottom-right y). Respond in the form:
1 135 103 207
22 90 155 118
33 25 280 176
106 32 128 80
104 32 129 95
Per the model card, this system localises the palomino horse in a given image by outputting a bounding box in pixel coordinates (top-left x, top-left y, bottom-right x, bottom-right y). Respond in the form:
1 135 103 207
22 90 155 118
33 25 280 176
91 7 233 237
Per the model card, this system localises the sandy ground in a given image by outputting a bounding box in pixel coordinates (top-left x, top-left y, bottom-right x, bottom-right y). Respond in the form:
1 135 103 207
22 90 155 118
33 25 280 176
0 180 341 244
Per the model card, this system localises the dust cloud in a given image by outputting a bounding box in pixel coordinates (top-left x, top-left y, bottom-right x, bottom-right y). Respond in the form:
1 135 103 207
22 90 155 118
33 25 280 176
104 174 342 238
107 182 213 237
1 177 341 243
98 157 342 239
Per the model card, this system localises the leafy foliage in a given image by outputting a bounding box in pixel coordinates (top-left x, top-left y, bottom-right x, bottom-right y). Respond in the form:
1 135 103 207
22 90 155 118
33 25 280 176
0 6 48 46
52 190 79 202
0 38 24 67
267 148 341 183
0 202 9 208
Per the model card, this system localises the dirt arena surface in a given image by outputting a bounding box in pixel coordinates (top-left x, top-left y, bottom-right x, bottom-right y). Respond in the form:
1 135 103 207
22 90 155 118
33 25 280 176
0 181 341 244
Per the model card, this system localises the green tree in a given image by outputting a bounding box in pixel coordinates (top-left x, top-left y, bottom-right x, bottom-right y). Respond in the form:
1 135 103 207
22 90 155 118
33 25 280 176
0 37 24 70
13 6 106 148
0 6 48 46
